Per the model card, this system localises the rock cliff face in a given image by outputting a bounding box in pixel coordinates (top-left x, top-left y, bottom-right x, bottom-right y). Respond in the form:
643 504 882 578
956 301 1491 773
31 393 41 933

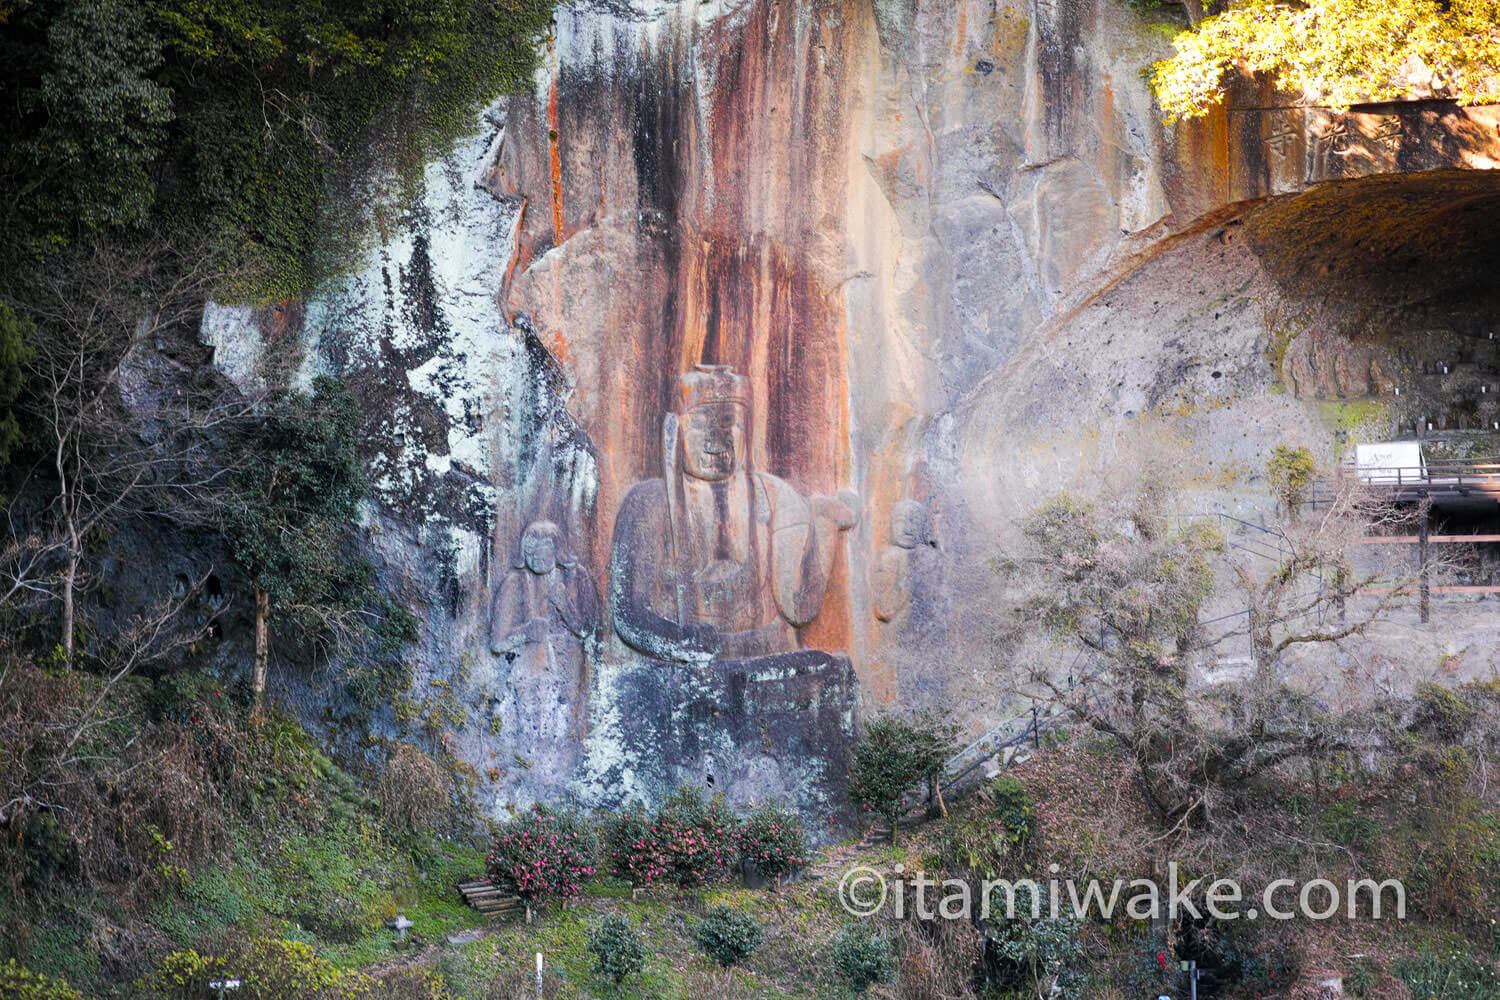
206 0 1500 823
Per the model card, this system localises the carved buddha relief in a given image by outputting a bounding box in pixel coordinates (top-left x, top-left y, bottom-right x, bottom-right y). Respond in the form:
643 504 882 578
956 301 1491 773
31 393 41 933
608 365 858 664
490 520 599 662
873 499 941 631
489 520 599 765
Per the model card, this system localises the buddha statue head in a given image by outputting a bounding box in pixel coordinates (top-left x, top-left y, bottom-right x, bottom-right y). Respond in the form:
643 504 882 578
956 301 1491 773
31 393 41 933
890 500 931 550
519 520 562 575
676 365 750 483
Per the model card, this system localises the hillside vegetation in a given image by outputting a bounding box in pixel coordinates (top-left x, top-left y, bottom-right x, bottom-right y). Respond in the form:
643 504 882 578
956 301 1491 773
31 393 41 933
2 657 1497 999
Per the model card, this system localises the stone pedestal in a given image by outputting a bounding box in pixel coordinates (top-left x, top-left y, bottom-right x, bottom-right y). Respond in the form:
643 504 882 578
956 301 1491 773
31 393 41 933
584 650 859 838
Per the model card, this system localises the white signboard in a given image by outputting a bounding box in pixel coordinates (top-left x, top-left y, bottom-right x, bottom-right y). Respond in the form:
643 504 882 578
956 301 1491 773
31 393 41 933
1355 441 1424 484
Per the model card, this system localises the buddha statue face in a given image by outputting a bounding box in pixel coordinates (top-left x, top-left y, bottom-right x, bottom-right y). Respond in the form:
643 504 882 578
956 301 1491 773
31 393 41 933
521 523 560 575
680 401 745 482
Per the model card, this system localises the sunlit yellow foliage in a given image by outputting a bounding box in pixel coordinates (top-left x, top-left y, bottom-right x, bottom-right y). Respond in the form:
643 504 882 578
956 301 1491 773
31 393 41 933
1151 0 1500 121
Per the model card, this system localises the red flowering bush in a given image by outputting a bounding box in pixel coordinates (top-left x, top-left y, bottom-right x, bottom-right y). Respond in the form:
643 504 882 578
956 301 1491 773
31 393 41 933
1119 943 1178 996
486 804 599 903
739 804 805 882
605 788 741 889
660 788 742 887
604 808 668 887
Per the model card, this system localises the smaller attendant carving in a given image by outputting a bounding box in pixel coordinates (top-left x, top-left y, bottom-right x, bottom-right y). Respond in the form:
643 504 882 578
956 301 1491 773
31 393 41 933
490 521 599 660
873 500 939 625
489 521 599 764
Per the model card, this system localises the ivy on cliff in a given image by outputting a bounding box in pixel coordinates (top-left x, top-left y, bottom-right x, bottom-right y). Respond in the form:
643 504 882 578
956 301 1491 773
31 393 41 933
0 0 554 299
1150 0 1500 122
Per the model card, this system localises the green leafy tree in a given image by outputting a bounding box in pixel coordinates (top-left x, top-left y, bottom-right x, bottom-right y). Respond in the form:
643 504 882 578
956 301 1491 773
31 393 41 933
831 926 893 995
3 0 172 256
692 905 763 967
0 305 32 487
909 709 961 819
1151 0 1500 122
0 0 555 290
986 884 1085 998
847 715 929 843
588 913 646 988
227 375 369 712
1266 444 1316 511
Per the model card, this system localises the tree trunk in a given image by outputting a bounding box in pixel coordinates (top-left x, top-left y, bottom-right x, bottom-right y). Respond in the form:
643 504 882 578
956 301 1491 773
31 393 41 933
59 512 80 668
59 541 78 669
252 587 269 717
1248 606 1276 702
55 436 78 669
931 773 948 819
1151 843 1174 951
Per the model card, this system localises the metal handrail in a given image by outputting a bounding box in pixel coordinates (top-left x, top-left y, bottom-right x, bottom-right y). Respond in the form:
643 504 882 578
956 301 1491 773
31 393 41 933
1336 459 1500 487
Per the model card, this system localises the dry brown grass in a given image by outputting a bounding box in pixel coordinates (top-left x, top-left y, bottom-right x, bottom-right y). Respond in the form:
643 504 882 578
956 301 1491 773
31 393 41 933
894 919 982 1000
0 662 231 915
377 742 449 833
1011 737 1156 883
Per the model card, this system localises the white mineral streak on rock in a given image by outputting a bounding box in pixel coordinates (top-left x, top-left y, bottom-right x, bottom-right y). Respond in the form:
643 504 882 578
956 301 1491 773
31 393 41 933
198 301 265 394
303 98 518 518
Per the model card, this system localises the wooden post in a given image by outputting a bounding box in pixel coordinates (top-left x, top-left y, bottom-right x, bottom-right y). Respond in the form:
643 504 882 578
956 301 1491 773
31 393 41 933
1419 515 1430 624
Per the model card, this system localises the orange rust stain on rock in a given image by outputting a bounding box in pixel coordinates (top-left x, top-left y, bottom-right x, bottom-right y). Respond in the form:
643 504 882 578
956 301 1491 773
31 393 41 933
875 143 912 174
547 82 565 242
260 299 304 343
954 2 967 60
548 329 572 366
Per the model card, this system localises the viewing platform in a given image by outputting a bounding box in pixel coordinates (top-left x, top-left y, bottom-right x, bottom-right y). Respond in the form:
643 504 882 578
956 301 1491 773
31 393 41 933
1310 441 1500 512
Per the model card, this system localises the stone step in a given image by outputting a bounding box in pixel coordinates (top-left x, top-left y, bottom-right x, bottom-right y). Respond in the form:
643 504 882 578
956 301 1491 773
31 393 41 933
457 879 523 918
